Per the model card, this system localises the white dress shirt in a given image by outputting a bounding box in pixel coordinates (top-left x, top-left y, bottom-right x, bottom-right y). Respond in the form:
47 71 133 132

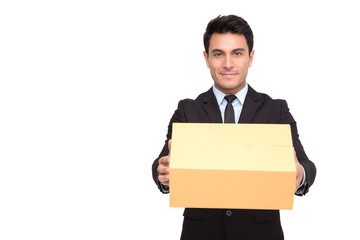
212 83 248 123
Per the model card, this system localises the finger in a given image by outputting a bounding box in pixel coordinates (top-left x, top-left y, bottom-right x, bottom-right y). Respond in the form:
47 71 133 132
158 174 169 185
157 165 169 174
159 156 170 166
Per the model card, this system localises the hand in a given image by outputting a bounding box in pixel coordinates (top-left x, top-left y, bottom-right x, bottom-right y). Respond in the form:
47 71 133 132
294 149 304 192
157 140 171 186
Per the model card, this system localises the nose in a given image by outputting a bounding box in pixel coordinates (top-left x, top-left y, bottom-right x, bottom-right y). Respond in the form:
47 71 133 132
223 55 233 70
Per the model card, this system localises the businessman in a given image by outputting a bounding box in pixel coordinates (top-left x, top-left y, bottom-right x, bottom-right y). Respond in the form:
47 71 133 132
152 15 316 240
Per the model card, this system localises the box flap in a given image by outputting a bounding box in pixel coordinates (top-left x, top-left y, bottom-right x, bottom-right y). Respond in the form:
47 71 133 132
170 123 295 171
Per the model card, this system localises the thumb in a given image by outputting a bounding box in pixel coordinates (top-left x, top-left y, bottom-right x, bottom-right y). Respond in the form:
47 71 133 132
293 147 298 162
168 139 172 155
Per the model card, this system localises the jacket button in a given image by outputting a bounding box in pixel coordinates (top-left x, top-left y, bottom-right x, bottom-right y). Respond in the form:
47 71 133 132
226 210 232 217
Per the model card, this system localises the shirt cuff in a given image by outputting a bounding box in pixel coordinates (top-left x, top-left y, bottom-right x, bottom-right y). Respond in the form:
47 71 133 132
295 165 307 195
160 183 169 194
298 165 306 188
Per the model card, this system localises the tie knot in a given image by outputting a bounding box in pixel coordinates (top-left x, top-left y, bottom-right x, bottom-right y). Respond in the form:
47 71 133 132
224 95 237 104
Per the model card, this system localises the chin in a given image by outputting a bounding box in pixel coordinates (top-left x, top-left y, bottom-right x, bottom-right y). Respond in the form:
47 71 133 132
218 82 244 93
221 83 240 90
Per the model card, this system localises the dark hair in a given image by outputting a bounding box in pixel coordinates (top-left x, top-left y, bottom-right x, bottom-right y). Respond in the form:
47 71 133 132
203 15 254 56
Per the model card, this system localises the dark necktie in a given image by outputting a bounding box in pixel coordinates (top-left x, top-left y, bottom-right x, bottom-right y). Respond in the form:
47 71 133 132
224 95 237 123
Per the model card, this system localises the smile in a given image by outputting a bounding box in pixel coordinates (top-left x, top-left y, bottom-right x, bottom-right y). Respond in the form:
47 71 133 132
220 72 237 77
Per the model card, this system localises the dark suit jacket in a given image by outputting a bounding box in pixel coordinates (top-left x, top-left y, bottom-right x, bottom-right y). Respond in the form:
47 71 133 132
152 85 316 240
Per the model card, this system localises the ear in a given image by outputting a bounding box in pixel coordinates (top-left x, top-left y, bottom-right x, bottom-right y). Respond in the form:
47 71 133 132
203 51 210 68
248 50 255 68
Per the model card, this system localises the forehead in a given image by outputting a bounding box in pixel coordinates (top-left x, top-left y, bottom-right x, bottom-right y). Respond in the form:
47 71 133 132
209 33 248 52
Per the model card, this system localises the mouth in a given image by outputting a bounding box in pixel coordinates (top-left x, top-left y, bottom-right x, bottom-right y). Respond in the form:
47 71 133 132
220 72 237 77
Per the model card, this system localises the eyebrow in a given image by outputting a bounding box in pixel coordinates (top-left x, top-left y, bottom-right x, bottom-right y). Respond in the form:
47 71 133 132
211 48 246 53
233 48 246 52
211 49 223 53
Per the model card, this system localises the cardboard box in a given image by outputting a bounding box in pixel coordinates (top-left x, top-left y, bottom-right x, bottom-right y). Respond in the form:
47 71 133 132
169 123 296 210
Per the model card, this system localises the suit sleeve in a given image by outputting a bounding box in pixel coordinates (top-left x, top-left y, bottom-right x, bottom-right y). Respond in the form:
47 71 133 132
152 100 186 193
280 100 316 196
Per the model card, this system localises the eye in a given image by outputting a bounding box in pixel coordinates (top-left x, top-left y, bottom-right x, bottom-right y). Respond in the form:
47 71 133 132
213 52 222 57
234 51 243 56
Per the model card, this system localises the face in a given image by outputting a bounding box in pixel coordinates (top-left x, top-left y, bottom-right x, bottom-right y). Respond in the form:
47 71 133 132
203 33 255 95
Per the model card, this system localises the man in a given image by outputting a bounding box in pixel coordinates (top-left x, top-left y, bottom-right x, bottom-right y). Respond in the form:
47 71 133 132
152 15 316 240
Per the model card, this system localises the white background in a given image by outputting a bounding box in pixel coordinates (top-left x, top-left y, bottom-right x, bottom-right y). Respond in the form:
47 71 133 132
1 0 359 239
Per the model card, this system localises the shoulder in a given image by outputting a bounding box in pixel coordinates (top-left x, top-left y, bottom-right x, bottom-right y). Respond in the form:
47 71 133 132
247 85 286 105
247 85 291 123
177 88 213 105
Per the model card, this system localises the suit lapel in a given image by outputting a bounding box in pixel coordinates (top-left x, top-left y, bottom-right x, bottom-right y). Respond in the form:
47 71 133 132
238 85 263 123
201 88 223 123
199 85 263 123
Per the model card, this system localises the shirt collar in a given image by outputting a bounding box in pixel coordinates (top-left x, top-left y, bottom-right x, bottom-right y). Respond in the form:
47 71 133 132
212 83 248 106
